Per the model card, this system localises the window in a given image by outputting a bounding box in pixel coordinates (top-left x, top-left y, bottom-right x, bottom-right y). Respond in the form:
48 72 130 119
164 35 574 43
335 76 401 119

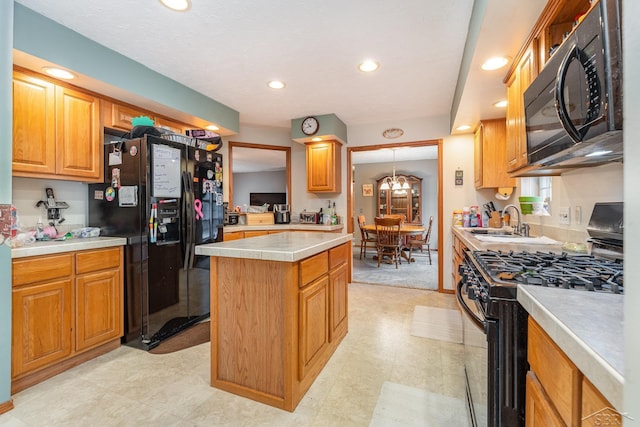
520 177 552 200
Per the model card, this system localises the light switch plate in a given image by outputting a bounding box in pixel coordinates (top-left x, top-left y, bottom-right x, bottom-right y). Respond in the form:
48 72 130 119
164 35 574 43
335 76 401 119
558 206 571 225
575 206 582 225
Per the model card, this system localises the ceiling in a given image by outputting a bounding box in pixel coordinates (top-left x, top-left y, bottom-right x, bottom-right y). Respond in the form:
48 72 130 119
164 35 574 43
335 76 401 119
14 0 546 135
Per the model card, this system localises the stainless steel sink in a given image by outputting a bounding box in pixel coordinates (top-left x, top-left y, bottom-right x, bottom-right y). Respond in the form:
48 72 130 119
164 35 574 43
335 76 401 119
467 229 515 237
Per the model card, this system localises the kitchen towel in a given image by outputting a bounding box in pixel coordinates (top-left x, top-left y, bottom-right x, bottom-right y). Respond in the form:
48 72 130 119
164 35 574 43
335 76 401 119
410 306 462 344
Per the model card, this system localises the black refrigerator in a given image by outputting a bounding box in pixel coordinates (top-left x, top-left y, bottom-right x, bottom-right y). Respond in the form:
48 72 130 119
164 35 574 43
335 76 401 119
89 133 223 349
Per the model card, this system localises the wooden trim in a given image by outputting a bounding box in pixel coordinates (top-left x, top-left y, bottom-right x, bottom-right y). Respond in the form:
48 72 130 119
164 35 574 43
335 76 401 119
0 400 14 415
346 138 445 292
11 339 120 394
227 141 291 211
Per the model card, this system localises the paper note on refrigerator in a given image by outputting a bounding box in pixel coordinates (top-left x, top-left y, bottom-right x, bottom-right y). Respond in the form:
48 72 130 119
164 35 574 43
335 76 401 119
152 144 181 198
118 186 138 207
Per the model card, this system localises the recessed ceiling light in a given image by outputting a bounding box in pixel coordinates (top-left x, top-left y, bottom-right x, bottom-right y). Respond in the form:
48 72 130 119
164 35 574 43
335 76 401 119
311 137 322 142
494 100 508 108
358 60 379 73
268 80 286 89
42 67 75 79
206 125 219 131
481 56 509 71
456 125 472 131
159 0 190 11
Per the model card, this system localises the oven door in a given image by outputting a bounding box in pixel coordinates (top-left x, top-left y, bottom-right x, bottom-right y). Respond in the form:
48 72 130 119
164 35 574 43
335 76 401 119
456 279 488 427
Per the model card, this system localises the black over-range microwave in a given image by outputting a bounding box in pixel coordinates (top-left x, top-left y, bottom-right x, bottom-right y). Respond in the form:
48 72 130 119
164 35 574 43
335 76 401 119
524 0 622 168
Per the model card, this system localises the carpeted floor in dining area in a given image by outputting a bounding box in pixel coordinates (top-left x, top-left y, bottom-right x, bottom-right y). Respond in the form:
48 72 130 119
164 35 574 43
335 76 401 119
351 245 438 290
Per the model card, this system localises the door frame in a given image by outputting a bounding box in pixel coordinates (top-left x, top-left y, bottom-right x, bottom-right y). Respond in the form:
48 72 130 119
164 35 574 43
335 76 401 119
346 139 445 293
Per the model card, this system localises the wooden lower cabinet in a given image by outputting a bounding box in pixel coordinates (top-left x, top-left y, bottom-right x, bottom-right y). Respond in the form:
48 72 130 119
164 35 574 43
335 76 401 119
210 242 350 411
526 372 565 427
298 275 329 380
11 247 124 393
12 279 73 377
526 318 617 427
452 233 468 286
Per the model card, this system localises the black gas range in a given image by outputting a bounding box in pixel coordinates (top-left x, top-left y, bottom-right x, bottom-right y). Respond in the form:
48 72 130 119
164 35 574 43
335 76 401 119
458 250 624 427
456 203 624 427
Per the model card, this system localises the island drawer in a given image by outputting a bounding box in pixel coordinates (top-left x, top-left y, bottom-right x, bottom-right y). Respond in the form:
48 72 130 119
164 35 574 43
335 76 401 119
300 251 328 288
329 243 349 269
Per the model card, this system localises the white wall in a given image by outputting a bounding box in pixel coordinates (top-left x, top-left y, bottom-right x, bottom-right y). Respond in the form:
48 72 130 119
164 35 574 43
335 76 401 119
515 163 623 242
623 0 639 422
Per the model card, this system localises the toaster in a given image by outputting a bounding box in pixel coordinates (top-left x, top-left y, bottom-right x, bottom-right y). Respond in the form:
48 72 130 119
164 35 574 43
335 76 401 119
299 212 319 224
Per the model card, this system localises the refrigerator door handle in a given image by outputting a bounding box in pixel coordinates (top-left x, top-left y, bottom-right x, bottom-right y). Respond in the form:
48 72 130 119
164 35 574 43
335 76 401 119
187 171 196 270
182 171 192 271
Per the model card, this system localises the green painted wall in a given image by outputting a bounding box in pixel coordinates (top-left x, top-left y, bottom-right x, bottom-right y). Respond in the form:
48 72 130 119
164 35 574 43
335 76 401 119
14 3 239 133
291 113 348 143
1 0 13 408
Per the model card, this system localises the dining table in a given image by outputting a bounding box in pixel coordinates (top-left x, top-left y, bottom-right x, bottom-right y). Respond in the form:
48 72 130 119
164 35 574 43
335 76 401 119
361 223 425 263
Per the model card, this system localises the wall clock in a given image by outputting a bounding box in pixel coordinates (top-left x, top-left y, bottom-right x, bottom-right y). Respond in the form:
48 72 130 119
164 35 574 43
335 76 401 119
301 116 319 136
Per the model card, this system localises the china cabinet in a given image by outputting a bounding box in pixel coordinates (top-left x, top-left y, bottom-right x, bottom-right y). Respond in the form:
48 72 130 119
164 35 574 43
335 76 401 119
376 174 422 224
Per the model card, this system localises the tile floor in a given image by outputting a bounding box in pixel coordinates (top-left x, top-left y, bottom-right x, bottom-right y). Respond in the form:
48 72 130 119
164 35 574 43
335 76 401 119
0 283 469 427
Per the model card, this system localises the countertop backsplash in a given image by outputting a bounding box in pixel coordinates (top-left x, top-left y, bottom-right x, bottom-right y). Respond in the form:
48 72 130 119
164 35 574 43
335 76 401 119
12 177 89 230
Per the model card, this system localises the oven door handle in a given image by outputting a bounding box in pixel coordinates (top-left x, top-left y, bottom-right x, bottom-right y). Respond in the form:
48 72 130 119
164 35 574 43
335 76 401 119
456 279 486 331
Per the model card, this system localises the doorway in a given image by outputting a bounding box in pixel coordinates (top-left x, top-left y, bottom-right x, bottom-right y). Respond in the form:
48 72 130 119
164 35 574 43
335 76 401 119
347 140 444 292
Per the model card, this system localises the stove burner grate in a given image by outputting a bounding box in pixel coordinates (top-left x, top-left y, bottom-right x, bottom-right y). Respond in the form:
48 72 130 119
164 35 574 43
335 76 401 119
472 250 623 294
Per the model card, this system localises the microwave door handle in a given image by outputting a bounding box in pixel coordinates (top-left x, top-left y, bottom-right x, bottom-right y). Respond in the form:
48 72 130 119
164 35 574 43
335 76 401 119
555 44 583 143
555 45 603 141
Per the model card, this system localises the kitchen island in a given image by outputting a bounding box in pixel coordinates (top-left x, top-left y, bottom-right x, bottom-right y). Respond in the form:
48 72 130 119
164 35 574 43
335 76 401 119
195 232 352 411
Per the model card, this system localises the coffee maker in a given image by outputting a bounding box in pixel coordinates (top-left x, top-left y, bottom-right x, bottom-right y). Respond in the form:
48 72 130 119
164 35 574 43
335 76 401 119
274 204 291 224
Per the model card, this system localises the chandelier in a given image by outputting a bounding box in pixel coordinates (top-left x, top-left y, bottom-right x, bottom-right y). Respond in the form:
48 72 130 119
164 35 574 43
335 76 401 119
379 149 411 192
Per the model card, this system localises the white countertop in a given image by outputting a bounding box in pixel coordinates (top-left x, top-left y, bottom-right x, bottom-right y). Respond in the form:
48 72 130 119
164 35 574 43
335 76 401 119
518 285 623 409
11 236 127 258
452 226 566 253
224 223 343 232
196 231 352 262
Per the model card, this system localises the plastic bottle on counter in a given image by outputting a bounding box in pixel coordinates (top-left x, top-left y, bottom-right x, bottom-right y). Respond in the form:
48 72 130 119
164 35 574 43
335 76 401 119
469 206 479 227
35 217 45 240
453 210 463 226
462 207 470 227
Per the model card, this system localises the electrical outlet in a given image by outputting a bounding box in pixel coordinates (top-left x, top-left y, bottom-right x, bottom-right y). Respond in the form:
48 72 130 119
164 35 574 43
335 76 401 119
558 206 571 225
575 206 582 225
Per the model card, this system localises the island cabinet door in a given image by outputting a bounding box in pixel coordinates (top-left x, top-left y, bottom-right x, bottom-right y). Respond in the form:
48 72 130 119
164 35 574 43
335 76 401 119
298 275 329 380
328 243 349 342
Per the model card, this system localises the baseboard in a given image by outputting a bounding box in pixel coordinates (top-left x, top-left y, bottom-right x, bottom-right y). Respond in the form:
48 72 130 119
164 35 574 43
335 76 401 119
0 399 14 415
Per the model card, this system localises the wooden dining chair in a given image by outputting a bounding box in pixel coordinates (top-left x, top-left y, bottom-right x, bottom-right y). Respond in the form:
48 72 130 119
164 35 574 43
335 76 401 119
374 216 403 268
357 215 377 259
383 214 406 223
408 215 433 265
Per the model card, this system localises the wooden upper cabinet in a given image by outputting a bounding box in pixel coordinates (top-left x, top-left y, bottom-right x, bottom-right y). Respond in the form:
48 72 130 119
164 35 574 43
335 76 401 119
103 101 145 131
503 0 592 175
12 71 57 175
474 119 516 189
154 116 187 134
55 86 101 180
306 140 342 193
12 69 102 182
506 43 537 173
